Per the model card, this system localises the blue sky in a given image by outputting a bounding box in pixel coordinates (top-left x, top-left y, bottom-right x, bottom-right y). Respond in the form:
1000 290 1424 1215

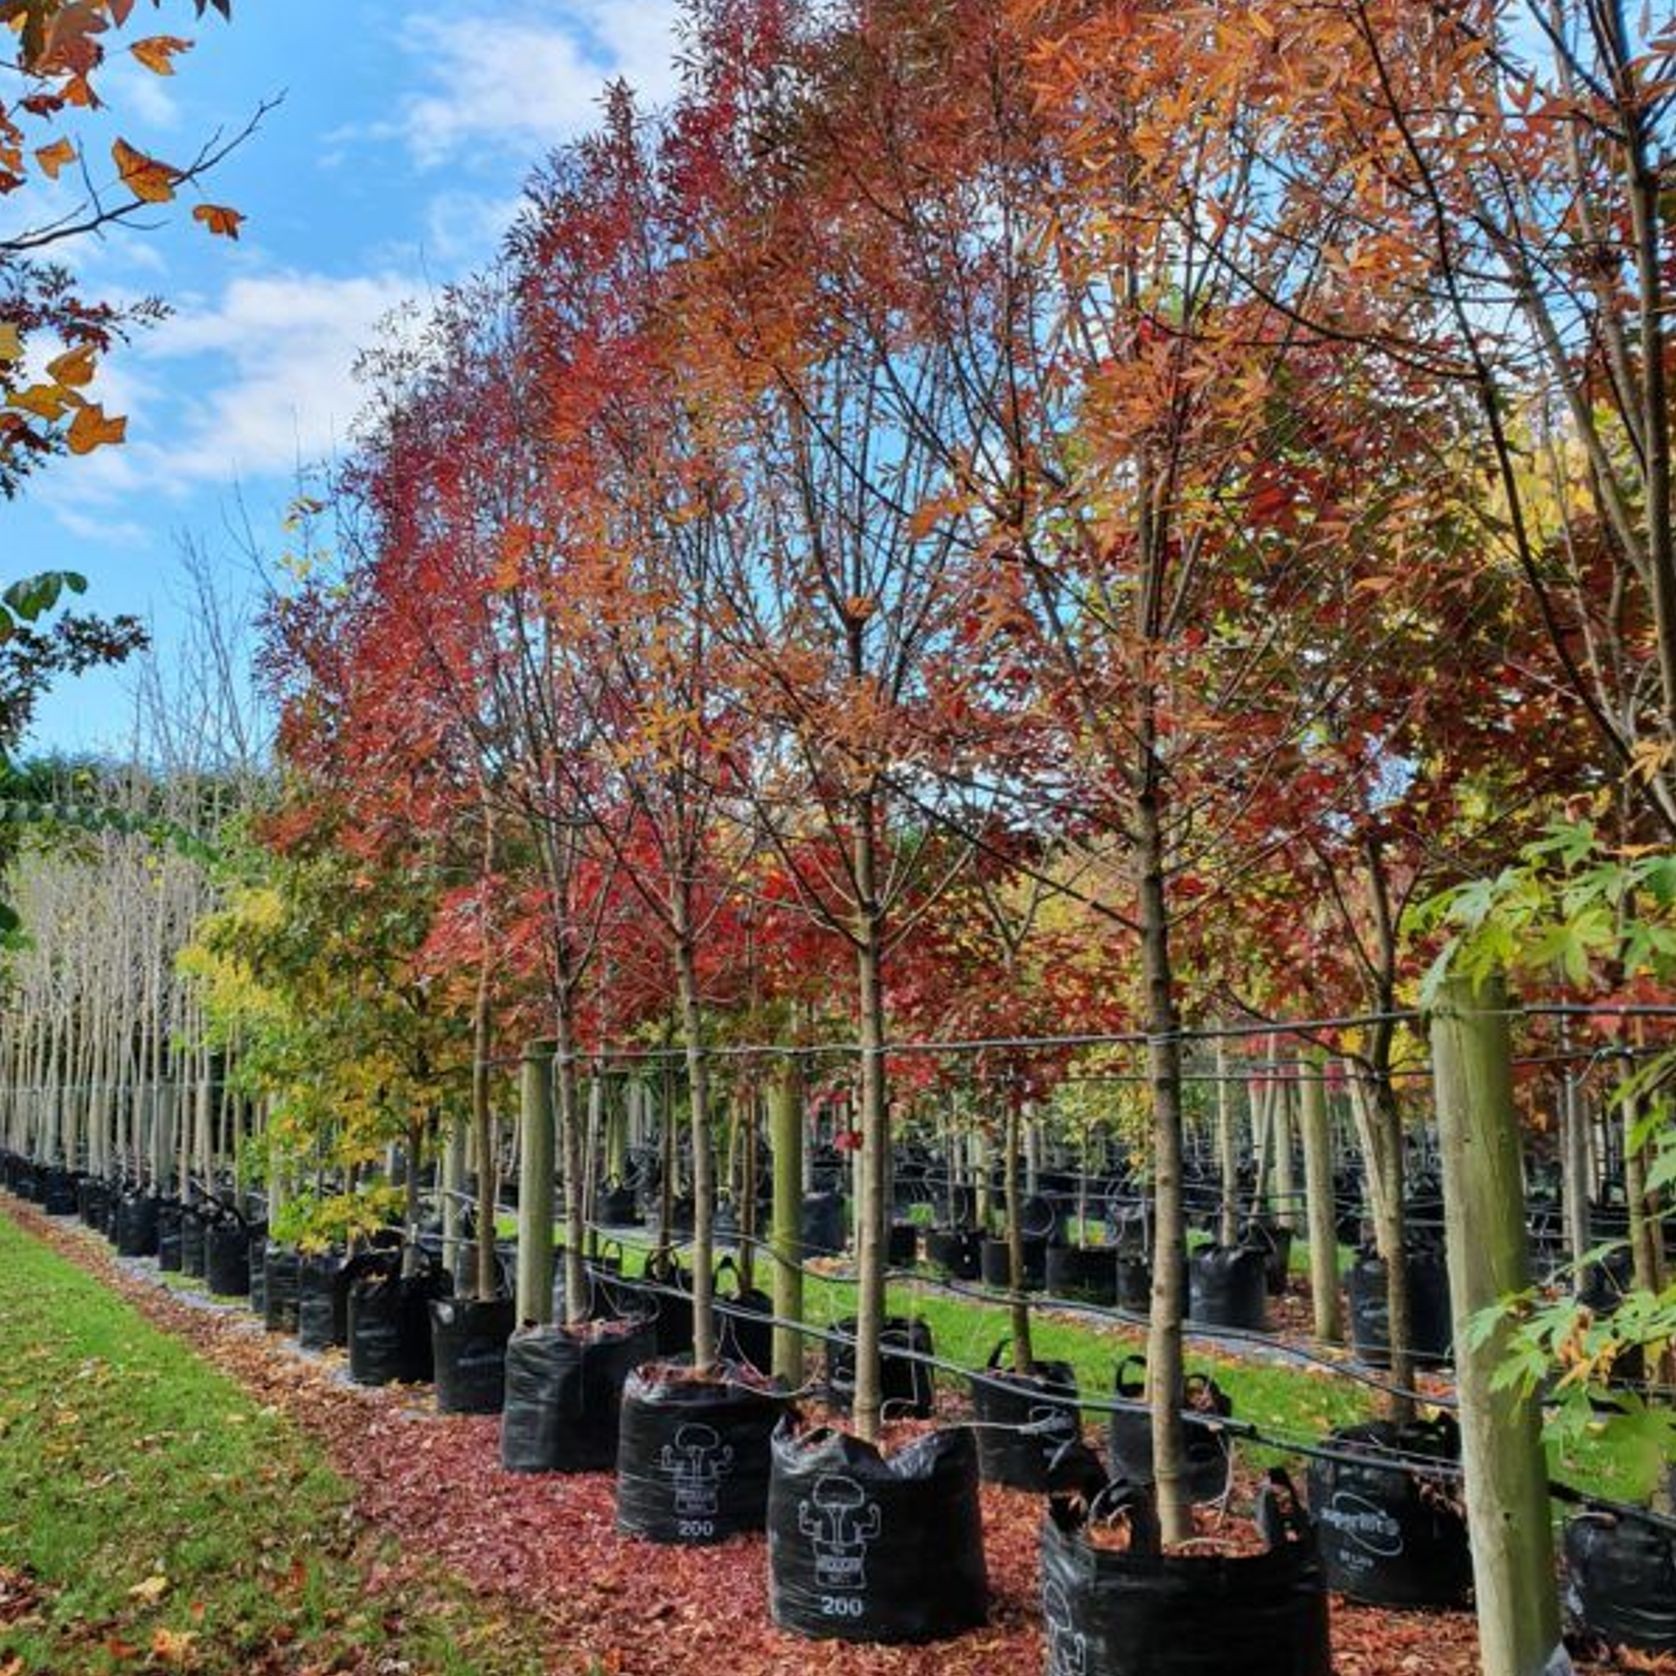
7 0 683 756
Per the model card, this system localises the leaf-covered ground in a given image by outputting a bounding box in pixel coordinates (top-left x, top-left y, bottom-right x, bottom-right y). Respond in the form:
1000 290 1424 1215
1 1198 1647 1676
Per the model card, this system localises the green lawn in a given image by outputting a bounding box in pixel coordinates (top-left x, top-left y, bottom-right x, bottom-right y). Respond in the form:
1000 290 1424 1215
0 1210 548 1676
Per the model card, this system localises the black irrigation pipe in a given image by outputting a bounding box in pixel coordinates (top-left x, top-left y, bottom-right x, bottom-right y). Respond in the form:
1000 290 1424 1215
583 1220 1465 1413
7 1181 1674 1530
580 1255 1676 1529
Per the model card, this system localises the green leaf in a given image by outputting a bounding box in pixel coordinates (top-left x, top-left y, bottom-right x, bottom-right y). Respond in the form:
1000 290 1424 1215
2 571 85 623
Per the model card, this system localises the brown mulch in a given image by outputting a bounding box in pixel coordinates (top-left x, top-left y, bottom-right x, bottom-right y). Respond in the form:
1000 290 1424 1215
0 1197 1636 1676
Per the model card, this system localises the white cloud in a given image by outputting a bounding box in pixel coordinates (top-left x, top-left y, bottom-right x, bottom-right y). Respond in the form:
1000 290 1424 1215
394 3 683 169
47 505 153 548
419 188 526 269
102 59 184 133
138 269 424 484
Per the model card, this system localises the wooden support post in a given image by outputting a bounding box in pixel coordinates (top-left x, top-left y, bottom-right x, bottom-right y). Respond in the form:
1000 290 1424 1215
1430 975 1568 1676
770 1056 805 1386
517 1039 557 1326
1299 1056 1342 1344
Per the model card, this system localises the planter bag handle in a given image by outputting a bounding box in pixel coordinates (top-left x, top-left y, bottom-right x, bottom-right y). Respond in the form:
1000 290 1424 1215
714 1252 742 1297
1254 1466 1313 1551
1114 1353 1147 1400
592 1237 623 1269
1185 1371 1232 1418
987 1336 1014 1372
646 1246 689 1292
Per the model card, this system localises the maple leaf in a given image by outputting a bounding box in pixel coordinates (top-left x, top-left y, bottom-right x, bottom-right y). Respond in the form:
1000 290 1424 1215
128 34 192 75
0 323 21 364
8 383 74 421
34 137 77 180
110 136 178 203
46 342 97 388
108 0 136 24
192 202 244 239
65 401 125 454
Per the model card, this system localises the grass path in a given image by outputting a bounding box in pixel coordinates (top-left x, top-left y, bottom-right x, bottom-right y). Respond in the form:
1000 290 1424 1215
0 1208 549 1676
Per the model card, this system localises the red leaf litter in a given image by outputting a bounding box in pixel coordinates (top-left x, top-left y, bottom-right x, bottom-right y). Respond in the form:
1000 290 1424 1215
11 1202 1640 1676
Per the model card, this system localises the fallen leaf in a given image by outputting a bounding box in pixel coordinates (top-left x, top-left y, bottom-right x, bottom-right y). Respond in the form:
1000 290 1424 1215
150 1626 196 1664
127 1572 169 1603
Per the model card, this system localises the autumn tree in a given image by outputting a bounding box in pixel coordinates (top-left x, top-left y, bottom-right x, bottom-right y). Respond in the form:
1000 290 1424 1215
3 0 254 491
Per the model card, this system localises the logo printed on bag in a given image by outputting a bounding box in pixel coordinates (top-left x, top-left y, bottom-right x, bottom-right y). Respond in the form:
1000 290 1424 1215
1322 1491 1405 1558
659 1422 734 1519
1043 1578 1087 1676
798 1474 882 1591
1030 1401 1076 1461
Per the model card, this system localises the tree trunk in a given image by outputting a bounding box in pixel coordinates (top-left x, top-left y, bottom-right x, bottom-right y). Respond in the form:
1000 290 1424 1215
852 798 889 1443
554 1010 588 1327
1299 1057 1342 1344
1138 779 1189 1544
1004 1081 1036 1377
676 932 718 1374
770 1057 805 1386
1430 975 1565 1676
516 1039 556 1326
1216 1036 1239 1247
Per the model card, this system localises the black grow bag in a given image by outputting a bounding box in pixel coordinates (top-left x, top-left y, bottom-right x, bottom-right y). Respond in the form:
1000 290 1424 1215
1047 1244 1120 1305
42 1167 78 1217
713 1257 773 1375
202 1220 248 1293
1241 1222 1294 1298
156 1200 184 1272
245 1226 268 1309
1108 1355 1233 1505
1041 1457 1332 1676
615 1361 790 1542
78 1177 110 1230
1188 1244 1268 1331
115 1191 160 1258
923 1226 982 1280
595 1178 638 1227
826 1316 935 1418
802 1190 846 1256
641 1249 695 1359
1564 1510 1676 1655
181 1207 208 1278
1305 1416 1471 1608
982 1234 1047 1291
297 1252 349 1351
500 1317 658 1473
263 1243 301 1334
348 1256 448 1386
1347 1246 1452 1368
430 1293 516 1414
767 1420 987 1643
968 1339 1081 1490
